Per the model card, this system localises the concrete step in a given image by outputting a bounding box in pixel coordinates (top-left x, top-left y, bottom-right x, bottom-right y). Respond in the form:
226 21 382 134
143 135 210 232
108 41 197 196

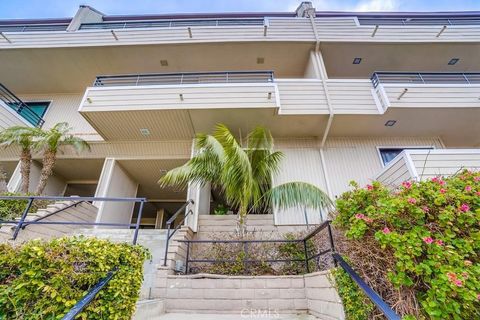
133 299 165 320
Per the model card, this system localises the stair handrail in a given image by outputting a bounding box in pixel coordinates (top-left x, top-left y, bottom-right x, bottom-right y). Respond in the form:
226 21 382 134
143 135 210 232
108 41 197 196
61 267 118 320
162 199 194 266
332 253 401 320
20 200 85 229
0 83 45 127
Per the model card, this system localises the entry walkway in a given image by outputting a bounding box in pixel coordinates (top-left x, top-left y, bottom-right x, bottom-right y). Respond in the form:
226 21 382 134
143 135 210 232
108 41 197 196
157 314 319 320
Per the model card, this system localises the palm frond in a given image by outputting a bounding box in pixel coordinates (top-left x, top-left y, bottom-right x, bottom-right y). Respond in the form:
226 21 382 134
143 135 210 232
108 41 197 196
264 181 333 211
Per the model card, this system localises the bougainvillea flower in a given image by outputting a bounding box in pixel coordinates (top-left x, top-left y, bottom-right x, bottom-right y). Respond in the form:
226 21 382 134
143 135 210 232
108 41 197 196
402 181 412 189
355 213 365 219
367 184 374 190
465 185 472 192
382 227 391 234
440 188 447 194
460 204 470 212
447 272 457 281
423 237 434 244
454 279 463 287
435 240 444 246
408 198 417 204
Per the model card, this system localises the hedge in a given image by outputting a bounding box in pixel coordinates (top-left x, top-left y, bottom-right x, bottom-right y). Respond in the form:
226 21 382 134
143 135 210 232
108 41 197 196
334 170 480 319
0 236 149 319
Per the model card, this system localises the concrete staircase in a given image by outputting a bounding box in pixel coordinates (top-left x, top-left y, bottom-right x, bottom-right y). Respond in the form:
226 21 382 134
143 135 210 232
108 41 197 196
0 200 98 243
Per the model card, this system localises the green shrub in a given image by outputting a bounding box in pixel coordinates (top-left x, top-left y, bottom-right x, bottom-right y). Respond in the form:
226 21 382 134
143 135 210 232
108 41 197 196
0 192 51 221
0 236 149 319
332 267 374 320
334 170 480 319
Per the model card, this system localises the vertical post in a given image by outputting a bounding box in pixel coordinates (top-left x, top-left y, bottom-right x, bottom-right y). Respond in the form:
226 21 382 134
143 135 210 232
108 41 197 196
185 241 190 275
303 240 310 273
132 200 145 245
327 222 337 267
303 206 309 227
12 197 34 240
243 241 249 275
163 224 171 266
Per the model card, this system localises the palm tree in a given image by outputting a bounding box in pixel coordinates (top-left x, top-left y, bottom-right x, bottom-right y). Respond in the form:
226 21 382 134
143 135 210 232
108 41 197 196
0 165 7 193
0 126 40 193
34 122 90 195
159 124 332 234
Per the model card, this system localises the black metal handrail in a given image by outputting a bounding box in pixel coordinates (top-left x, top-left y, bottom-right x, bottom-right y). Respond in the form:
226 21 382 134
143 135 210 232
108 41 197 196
80 18 265 30
0 83 45 127
0 196 146 244
371 72 480 88
177 220 334 274
0 24 69 32
163 199 194 266
93 71 275 87
358 17 480 26
61 267 118 320
332 253 401 320
21 200 85 229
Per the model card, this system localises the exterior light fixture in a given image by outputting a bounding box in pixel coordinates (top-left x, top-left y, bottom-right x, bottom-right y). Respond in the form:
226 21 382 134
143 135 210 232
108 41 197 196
448 58 459 65
139 128 151 136
353 57 362 64
257 57 265 64
160 60 168 66
384 120 397 127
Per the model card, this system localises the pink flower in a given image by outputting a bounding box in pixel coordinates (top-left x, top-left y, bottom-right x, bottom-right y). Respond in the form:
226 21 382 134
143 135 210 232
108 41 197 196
474 176 480 182
440 188 447 194
465 185 472 192
422 206 430 213
364 217 373 223
476 191 480 196
477 294 480 301
408 198 417 204
355 213 365 219
447 272 457 281
367 184 374 191
382 227 391 234
464 260 472 266
435 239 444 246
402 181 412 189
432 177 439 183
460 204 470 212
423 237 434 244
454 279 463 287
439 180 446 186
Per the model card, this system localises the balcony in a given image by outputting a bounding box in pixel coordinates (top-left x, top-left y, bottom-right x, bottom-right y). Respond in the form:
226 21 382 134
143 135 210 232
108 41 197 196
79 71 284 140
376 149 480 187
371 72 480 111
0 83 45 128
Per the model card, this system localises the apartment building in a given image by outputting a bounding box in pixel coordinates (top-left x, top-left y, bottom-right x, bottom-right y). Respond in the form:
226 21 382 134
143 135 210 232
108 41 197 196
0 2 479 233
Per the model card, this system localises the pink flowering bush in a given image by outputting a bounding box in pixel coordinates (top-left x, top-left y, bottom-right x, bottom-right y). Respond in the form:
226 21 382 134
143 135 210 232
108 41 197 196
334 170 480 319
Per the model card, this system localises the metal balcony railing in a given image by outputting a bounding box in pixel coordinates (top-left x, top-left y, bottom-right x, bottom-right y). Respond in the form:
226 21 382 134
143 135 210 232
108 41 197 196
80 18 265 30
358 17 480 26
0 24 69 32
0 83 45 127
93 71 275 87
371 72 480 88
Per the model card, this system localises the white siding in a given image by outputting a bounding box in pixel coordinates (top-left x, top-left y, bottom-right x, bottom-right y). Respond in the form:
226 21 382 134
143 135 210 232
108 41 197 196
8 160 66 195
327 80 379 114
80 84 278 112
0 100 32 129
276 80 328 114
381 84 480 109
376 155 412 187
273 140 328 225
18 93 102 141
323 137 444 197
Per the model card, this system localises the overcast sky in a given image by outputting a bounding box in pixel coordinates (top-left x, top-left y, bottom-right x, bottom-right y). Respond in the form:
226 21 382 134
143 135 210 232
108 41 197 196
1 0 480 19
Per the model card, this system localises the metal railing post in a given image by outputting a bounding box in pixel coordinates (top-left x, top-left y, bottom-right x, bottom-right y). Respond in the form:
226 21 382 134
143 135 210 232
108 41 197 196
11 197 34 240
327 222 336 266
303 240 310 273
163 223 171 266
185 241 190 274
132 200 145 245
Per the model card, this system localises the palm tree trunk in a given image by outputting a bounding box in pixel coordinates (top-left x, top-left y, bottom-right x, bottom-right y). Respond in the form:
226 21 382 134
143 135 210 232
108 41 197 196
236 205 248 238
35 149 56 195
0 166 7 193
20 148 32 194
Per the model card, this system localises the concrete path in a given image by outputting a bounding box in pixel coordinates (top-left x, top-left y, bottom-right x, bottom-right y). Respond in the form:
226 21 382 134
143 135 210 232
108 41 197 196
157 313 318 320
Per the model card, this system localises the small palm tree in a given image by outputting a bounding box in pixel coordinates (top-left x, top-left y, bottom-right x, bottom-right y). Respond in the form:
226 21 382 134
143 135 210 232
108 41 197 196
159 124 332 234
34 123 90 195
0 126 40 193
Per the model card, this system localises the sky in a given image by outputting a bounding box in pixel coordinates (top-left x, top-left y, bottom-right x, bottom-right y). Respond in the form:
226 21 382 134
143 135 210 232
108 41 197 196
1 0 480 20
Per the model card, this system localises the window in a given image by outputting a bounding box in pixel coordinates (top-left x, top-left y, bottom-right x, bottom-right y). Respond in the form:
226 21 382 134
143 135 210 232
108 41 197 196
378 147 434 166
25 102 49 119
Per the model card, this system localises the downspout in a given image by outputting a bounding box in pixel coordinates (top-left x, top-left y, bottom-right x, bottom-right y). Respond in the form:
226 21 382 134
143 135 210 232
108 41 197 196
308 13 334 200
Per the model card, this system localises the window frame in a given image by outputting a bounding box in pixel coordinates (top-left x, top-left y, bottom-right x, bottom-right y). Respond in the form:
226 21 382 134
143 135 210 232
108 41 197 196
376 145 436 167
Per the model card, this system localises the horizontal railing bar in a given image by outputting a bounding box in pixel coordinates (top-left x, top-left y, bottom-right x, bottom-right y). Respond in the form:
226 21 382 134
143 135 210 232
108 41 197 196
332 253 401 320
0 220 137 227
0 196 146 202
306 249 331 261
22 200 84 228
187 258 307 263
178 239 303 244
